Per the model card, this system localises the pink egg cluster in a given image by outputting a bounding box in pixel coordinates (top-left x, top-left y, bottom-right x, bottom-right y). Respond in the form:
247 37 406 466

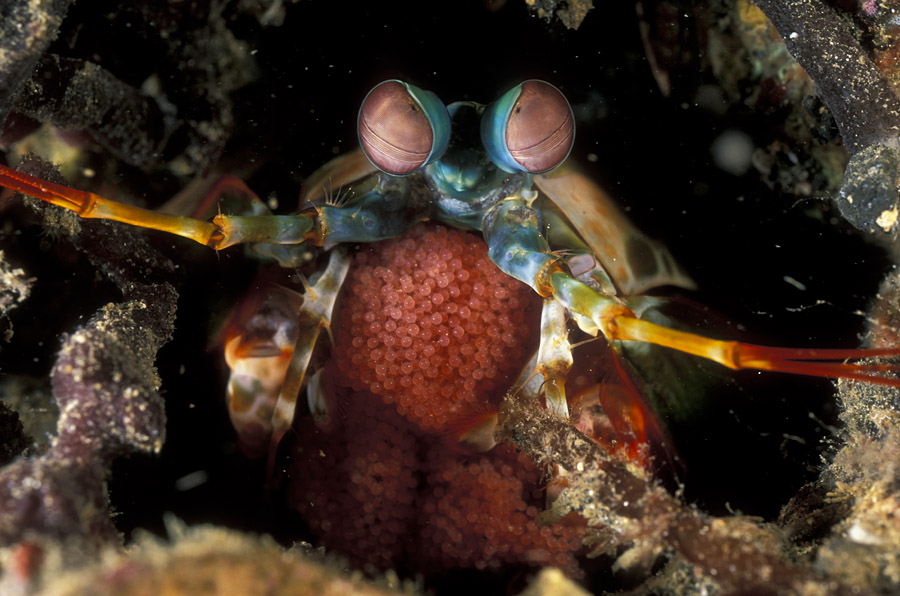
287 224 584 576
288 387 419 570
287 393 584 576
333 224 538 431
415 444 584 574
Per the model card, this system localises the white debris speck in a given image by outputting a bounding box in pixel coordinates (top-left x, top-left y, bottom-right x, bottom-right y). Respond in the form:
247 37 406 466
847 521 884 545
783 276 807 291
710 129 754 176
876 205 899 232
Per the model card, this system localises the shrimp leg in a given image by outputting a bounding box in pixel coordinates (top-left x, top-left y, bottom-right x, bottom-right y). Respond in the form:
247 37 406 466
482 193 900 387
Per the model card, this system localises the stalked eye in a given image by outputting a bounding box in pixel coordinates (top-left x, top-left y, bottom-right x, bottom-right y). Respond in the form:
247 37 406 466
480 80 575 174
358 80 451 176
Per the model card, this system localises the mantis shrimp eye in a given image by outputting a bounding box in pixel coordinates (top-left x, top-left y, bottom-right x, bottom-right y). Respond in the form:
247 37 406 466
480 80 575 174
358 79 451 176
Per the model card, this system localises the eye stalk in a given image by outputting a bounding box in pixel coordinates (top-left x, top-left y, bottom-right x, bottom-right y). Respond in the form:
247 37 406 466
358 80 451 176
480 80 575 174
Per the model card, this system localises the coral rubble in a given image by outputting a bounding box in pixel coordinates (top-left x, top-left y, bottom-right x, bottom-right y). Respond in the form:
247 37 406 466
755 0 900 237
0 156 177 594
33 525 416 596
0 251 34 344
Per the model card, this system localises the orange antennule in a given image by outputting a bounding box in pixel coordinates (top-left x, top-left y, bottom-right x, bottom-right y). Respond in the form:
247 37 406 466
0 163 319 250
0 162 223 247
609 316 900 387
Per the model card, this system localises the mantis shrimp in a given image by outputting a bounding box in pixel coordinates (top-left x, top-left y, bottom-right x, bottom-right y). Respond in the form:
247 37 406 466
2 78 899 576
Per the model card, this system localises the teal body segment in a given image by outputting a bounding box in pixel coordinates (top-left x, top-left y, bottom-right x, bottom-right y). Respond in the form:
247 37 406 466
481 196 559 289
216 214 314 247
316 177 423 244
